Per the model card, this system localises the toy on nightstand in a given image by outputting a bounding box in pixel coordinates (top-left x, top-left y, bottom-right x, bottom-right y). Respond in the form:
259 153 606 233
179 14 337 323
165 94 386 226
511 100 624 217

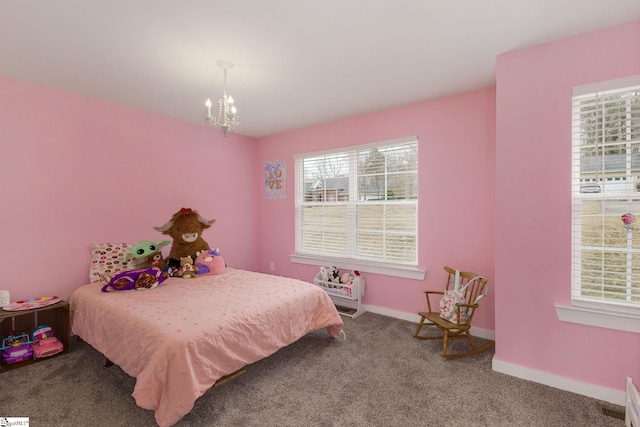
31 325 64 359
1 333 34 364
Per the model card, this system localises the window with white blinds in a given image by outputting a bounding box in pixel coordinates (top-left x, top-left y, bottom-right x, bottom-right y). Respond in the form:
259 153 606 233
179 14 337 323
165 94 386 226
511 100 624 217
572 76 640 311
295 136 418 266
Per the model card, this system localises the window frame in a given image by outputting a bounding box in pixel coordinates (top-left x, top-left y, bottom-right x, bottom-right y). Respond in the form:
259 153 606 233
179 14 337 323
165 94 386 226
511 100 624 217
559 75 640 333
291 136 425 280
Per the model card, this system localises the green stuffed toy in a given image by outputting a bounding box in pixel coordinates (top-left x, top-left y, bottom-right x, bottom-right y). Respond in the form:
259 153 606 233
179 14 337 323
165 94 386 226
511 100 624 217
123 240 171 270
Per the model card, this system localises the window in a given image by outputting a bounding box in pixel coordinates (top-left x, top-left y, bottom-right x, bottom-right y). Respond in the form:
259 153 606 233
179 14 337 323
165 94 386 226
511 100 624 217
293 136 420 277
571 76 640 317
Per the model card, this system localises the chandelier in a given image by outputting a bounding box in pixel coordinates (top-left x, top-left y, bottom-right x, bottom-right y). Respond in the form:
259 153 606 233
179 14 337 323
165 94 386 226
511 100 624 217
203 60 240 138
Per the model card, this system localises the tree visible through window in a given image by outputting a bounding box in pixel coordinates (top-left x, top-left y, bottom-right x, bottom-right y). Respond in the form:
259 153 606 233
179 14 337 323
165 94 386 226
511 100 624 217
295 137 418 265
572 76 640 310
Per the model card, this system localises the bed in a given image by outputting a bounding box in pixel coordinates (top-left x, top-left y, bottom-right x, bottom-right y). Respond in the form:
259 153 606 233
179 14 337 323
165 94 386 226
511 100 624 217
69 267 344 426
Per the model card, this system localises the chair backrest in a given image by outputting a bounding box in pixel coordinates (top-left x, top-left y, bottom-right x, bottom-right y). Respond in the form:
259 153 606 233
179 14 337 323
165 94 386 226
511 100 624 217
443 266 488 318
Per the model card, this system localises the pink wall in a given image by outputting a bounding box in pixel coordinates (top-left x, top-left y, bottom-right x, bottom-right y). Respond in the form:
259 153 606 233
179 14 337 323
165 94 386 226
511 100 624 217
495 21 640 390
255 88 496 330
1 17 636 401
0 76 258 302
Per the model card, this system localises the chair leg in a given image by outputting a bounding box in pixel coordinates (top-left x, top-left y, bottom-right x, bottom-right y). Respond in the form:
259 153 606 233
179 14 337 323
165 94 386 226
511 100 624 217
466 331 478 350
441 331 495 359
441 329 449 357
413 316 426 338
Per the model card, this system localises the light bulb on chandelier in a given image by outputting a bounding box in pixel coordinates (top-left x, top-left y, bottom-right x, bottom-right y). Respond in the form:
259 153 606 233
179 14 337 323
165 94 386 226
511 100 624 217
203 60 241 138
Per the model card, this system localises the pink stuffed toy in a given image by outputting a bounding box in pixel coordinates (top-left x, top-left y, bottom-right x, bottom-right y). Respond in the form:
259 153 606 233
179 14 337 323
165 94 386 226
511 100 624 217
195 248 226 275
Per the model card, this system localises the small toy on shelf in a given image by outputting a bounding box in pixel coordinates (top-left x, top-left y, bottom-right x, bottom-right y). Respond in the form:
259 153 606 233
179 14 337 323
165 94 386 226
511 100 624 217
318 266 329 282
328 266 341 284
1 333 34 364
341 272 353 284
31 325 64 359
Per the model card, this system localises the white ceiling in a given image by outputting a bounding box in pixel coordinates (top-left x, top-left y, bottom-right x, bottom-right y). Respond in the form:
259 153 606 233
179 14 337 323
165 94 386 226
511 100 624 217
1 1 639 138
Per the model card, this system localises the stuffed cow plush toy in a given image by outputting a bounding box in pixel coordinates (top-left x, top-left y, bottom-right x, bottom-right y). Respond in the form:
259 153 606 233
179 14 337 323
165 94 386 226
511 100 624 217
154 208 215 267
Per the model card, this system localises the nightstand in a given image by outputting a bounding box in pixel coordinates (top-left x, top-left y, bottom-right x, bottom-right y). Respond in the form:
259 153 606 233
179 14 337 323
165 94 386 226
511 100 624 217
0 300 71 372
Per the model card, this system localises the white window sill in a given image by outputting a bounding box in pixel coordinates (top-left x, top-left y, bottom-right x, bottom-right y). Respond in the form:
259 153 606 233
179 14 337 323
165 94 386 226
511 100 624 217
290 253 426 280
555 304 640 333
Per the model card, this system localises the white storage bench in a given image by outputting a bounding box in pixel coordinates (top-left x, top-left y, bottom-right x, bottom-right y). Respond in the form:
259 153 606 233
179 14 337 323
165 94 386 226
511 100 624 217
313 271 365 318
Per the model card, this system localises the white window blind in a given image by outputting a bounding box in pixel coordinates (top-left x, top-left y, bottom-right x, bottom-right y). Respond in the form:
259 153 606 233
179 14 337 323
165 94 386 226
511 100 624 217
295 136 418 266
571 76 640 311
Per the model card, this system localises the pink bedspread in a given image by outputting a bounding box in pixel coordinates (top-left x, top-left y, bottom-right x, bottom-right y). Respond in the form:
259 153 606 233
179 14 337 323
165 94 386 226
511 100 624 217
69 268 344 426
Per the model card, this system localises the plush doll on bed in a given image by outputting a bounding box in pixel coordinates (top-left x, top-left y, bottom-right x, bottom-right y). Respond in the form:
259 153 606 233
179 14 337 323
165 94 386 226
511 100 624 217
102 268 170 292
123 240 171 270
195 248 226 275
175 256 198 279
150 252 163 269
153 208 215 268
164 258 181 276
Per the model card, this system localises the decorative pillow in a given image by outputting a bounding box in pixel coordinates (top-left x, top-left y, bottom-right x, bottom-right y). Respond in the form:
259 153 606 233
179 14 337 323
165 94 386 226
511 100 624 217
89 243 135 284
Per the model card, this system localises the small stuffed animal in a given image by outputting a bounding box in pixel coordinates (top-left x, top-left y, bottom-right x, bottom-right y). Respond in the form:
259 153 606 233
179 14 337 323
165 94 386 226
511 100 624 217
123 240 171 269
341 272 352 284
102 268 170 292
150 252 163 270
328 266 341 283
195 248 226 275
318 266 329 282
175 256 199 279
164 258 181 277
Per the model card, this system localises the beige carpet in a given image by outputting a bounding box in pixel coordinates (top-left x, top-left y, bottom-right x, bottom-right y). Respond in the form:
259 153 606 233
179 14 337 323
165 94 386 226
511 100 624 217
0 312 625 426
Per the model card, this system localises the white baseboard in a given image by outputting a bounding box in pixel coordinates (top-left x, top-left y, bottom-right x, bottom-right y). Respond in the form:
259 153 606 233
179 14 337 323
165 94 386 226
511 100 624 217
492 358 626 406
365 304 623 405
363 304 496 340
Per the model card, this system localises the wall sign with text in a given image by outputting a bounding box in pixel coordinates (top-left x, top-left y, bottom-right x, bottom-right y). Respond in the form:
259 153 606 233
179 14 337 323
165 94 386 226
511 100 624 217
264 160 285 199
